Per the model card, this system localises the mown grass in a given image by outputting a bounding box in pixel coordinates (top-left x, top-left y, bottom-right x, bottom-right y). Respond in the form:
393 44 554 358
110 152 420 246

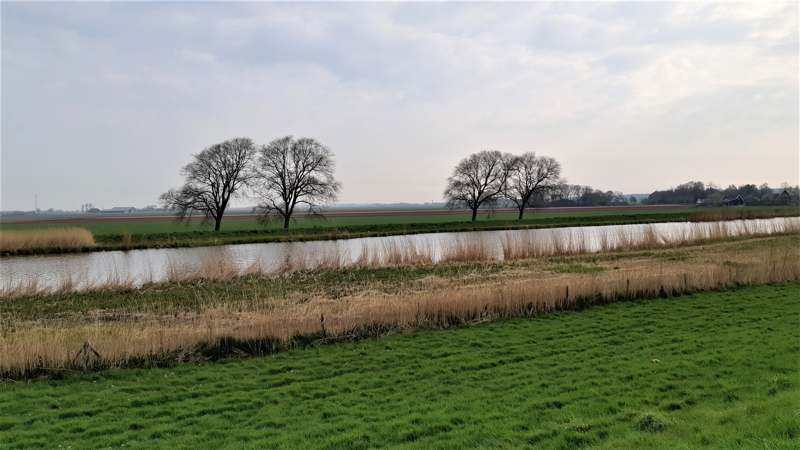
1 206 796 255
1 283 797 449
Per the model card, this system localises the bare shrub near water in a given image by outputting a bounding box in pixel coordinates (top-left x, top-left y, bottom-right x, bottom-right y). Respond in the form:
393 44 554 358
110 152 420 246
0 228 95 253
1 246 798 377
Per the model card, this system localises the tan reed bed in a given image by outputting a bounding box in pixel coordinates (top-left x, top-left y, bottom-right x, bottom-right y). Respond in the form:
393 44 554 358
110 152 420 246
164 251 245 283
0 227 95 253
1 245 797 378
440 235 497 263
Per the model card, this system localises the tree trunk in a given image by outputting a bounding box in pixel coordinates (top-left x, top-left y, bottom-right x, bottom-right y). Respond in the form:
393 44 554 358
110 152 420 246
283 215 291 230
471 207 478 222
214 216 222 231
518 207 525 220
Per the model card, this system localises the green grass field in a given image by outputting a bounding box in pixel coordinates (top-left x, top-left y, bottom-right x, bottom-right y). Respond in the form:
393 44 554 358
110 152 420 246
1 209 699 236
2 283 797 449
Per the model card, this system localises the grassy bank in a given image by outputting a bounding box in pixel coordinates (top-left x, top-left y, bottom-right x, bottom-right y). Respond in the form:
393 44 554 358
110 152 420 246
1 283 798 449
1 234 797 377
1 206 796 255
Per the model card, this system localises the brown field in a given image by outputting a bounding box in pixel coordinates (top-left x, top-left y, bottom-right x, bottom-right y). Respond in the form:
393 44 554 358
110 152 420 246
0 204 687 225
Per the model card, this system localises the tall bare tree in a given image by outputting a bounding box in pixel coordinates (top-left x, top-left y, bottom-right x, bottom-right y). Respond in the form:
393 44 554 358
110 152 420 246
254 136 341 229
160 137 256 231
505 153 562 220
444 150 512 222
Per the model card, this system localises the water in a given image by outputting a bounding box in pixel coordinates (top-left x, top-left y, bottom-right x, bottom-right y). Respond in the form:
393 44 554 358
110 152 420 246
1 217 796 292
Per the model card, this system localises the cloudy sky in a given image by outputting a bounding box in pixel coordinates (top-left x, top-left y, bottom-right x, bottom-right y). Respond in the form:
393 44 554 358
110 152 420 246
2 2 797 211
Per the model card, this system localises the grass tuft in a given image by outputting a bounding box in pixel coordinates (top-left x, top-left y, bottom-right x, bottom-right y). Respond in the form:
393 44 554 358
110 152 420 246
636 413 669 433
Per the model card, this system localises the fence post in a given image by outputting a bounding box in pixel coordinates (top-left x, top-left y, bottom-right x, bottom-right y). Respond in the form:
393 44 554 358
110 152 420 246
73 341 101 367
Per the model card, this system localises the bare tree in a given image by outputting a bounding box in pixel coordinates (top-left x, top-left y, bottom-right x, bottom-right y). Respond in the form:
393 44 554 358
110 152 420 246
253 136 341 229
505 153 562 220
160 137 256 231
444 150 512 222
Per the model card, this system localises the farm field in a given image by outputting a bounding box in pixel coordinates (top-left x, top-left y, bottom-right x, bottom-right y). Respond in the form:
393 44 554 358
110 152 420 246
1 282 798 449
4 3 798 450
0 207 699 238
0 206 696 235
1 205 797 255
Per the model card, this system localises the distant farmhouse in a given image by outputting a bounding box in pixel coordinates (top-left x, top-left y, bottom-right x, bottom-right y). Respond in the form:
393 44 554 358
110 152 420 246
722 195 744 207
90 206 136 214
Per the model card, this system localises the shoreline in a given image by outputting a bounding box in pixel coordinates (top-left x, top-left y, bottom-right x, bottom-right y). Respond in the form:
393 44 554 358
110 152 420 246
2 207 797 257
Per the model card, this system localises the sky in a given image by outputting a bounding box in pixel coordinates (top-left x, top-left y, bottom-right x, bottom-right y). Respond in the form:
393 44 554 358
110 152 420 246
1 1 798 211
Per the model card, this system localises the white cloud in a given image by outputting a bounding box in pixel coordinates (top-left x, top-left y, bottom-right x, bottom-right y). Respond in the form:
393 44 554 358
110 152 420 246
629 44 796 109
1 2 797 210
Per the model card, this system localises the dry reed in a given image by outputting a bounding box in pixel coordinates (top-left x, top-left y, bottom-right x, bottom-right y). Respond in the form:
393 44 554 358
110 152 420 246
0 228 95 253
440 235 496 263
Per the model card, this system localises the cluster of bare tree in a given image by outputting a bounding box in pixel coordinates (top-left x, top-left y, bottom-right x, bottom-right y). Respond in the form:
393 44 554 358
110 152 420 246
548 184 628 207
444 150 562 221
161 136 340 231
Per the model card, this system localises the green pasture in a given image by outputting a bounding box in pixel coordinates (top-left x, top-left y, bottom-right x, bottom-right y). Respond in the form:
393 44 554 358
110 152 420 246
0 209 698 236
1 283 797 449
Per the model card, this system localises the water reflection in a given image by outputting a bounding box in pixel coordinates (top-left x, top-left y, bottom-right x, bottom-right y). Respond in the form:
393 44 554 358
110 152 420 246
1 217 796 292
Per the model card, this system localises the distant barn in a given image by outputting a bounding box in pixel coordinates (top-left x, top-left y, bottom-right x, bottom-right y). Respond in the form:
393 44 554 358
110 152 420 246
101 207 136 214
777 190 792 205
722 195 744 206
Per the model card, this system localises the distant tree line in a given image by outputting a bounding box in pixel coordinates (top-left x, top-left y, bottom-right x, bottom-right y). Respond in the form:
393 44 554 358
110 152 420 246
545 184 628 207
443 150 631 221
644 181 799 206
